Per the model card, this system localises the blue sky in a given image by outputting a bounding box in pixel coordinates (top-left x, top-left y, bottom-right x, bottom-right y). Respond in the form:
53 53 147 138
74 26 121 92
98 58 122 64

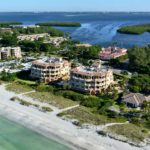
0 0 150 12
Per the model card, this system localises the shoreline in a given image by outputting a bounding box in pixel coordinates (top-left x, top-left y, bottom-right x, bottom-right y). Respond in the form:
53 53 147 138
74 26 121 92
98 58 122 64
0 84 150 150
0 109 83 150
0 84 103 150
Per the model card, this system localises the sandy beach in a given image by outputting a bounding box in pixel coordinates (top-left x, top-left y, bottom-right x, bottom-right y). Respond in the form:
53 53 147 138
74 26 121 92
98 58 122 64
0 84 149 150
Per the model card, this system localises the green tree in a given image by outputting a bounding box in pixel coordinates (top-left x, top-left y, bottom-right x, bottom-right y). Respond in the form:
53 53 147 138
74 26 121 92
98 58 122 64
128 45 150 74
1 35 17 46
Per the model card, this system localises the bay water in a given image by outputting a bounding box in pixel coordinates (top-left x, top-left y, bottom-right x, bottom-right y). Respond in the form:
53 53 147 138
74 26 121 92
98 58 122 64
1 12 150 47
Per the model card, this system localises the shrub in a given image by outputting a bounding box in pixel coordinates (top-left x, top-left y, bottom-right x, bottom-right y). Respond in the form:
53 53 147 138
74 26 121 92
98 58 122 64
41 106 52 112
81 96 101 107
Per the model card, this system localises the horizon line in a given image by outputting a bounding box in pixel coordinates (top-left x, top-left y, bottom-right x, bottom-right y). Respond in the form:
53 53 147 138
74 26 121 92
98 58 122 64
0 11 150 13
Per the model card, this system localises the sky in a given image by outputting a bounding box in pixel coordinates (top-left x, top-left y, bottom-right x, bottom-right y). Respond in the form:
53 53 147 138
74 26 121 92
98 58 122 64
0 0 150 12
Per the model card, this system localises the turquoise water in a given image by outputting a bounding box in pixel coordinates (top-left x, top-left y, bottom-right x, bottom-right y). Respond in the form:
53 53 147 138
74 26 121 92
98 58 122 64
0 117 72 150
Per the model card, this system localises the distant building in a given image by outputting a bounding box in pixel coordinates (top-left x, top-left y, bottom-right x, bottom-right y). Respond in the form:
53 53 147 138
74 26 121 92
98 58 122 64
70 61 113 94
76 43 92 48
44 37 67 47
0 28 13 33
12 25 40 28
122 93 147 108
0 47 22 60
99 47 127 60
30 57 71 83
17 33 49 41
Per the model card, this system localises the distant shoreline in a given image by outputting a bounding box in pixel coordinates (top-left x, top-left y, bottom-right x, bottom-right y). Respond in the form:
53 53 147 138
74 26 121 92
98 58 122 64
117 24 150 35
0 114 80 150
0 84 101 150
1 11 150 13
0 103 81 150
36 22 81 27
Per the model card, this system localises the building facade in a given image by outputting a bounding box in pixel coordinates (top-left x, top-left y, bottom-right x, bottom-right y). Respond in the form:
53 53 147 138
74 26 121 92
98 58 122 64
70 64 114 94
99 47 127 60
0 47 22 60
17 33 49 41
44 37 67 47
30 57 71 82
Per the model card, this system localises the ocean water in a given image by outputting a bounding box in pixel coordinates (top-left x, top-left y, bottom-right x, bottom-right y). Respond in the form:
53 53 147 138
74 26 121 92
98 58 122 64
0 116 72 150
1 12 150 47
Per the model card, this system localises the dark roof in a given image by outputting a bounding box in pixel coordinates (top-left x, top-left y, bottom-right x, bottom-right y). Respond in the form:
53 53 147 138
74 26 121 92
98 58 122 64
122 93 146 106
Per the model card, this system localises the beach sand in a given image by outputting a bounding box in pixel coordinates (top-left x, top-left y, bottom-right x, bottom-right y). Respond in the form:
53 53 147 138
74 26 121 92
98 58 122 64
0 84 149 150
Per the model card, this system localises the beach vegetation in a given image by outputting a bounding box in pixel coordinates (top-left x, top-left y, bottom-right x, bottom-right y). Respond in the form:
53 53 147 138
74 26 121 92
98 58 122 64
58 106 126 125
104 124 150 144
10 97 42 109
27 91 79 109
19 99 32 106
6 81 34 94
41 106 52 112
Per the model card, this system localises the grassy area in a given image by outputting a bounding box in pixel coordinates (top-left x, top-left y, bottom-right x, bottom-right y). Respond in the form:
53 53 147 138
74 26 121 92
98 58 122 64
16 79 36 85
27 91 79 109
105 124 150 143
6 82 34 94
113 72 131 79
10 96 52 112
5 81 78 108
117 24 150 35
11 96 38 106
58 106 126 125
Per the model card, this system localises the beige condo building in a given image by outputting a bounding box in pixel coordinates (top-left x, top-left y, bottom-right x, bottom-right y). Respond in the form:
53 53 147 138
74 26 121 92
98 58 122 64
0 47 22 60
30 57 71 82
70 64 114 95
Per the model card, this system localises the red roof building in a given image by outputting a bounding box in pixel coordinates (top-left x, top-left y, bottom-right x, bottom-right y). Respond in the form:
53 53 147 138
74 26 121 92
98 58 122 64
99 47 127 60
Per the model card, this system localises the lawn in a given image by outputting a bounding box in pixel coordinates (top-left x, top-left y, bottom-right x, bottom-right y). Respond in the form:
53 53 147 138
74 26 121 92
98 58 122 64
27 91 79 109
105 124 149 143
58 106 126 125
16 79 36 85
6 82 34 94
